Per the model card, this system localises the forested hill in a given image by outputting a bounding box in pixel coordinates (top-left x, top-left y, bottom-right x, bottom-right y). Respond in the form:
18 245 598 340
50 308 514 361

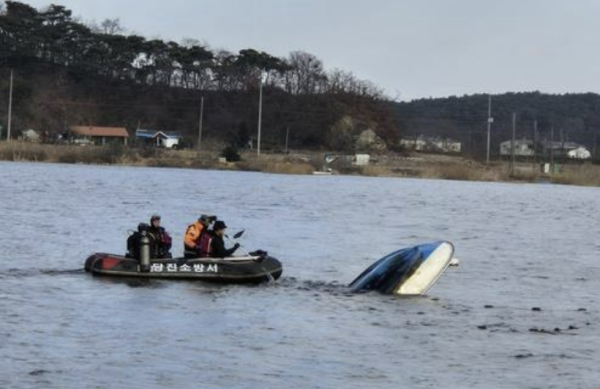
3 0 599 155
0 1 396 150
396 92 600 156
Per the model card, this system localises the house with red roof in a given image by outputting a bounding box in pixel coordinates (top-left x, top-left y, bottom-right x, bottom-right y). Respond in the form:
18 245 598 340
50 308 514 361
69 126 129 146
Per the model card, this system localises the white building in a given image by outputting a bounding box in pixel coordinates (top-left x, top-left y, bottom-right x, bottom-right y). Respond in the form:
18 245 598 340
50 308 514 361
21 129 40 142
567 147 591 160
400 136 462 153
155 131 181 149
136 129 181 149
542 141 592 160
400 137 427 150
500 139 535 157
502 139 592 160
353 154 370 166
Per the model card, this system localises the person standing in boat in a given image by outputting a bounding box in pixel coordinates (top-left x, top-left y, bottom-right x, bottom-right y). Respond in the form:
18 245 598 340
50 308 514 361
184 214 216 258
199 220 240 258
148 215 172 258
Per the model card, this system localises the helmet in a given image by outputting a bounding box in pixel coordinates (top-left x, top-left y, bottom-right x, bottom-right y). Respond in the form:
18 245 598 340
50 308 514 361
137 223 149 232
199 214 216 224
150 214 161 223
213 220 227 231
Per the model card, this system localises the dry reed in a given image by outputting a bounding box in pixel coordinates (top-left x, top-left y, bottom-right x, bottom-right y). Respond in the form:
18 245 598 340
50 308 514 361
550 165 600 187
2 143 599 186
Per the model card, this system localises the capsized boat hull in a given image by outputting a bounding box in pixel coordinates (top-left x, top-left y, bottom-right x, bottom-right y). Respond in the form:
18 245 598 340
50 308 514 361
349 241 454 296
84 253 283 284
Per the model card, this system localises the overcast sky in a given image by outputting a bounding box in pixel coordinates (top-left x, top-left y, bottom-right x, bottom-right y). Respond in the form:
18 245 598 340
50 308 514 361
21 0 600 100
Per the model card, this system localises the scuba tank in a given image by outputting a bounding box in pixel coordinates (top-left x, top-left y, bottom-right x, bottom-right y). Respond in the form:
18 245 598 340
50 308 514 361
140 231 151 272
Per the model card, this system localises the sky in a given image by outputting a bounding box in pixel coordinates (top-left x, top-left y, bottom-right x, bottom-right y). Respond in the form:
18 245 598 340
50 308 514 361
20 0 600 100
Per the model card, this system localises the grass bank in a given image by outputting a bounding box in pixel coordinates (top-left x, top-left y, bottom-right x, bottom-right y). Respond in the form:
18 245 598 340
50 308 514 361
549 164 600 187
0 142 317 175
360 160 540 183
1 142 599 187
356 157 600 187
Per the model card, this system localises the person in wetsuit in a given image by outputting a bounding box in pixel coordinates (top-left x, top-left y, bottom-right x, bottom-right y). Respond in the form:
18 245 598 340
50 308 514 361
147 214 172 259
126 223 149 260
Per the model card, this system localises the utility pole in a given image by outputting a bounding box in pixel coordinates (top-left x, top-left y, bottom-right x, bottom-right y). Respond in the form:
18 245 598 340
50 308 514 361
510 112 516 176
486 94 493 164
550 127 555 170
197 96 204 154
257 77 263 157
533 120 538 169
560 128 565 166
7 69 14 141
284 126 290 153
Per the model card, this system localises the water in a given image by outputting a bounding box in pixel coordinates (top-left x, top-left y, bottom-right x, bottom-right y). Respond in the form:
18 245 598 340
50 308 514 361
0 161 598 389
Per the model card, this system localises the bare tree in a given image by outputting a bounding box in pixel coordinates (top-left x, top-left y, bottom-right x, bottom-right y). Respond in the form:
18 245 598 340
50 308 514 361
100 18 124 35
326 69 356 94
325 68 385 99
282 51 326 95
180 37 211 49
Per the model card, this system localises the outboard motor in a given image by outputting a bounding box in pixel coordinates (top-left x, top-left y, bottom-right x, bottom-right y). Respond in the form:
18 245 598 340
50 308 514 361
140 231 151 272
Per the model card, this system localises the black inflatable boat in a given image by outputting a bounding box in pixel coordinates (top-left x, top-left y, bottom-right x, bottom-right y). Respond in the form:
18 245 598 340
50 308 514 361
84 253 283 284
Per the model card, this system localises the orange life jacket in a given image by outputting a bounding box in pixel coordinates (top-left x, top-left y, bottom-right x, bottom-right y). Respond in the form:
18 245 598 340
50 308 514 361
184 221 205 249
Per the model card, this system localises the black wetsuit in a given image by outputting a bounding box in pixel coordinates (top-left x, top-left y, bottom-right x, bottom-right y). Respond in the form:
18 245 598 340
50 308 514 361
148 226 172 258
211 234 238 258
126 232 141 260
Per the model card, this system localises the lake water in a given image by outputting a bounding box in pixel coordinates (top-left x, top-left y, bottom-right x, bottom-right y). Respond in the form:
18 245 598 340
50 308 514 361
0 161 599 389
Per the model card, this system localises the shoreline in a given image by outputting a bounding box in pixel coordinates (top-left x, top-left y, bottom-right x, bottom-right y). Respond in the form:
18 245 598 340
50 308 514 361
1 142 599 187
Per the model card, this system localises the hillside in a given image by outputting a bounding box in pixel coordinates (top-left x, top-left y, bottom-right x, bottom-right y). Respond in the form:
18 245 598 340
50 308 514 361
0 1 397 150
396 92 600 158
3 1 600 159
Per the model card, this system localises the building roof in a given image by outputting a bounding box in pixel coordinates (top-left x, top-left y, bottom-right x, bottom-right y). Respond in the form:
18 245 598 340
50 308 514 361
135 128 181 139
71 126 129 138
154 131 181 139
135 129 182 140
135 129 156 139
402 135 461 144
500 138 534 146
543 141 583 150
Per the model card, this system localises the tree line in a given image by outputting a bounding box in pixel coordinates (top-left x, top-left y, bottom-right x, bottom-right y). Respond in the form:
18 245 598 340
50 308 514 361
0 0 397 150
4 0 598 158
395 92 600 159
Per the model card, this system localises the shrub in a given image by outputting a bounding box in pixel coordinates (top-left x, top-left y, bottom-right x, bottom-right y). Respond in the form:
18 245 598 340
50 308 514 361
221 146 241 162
